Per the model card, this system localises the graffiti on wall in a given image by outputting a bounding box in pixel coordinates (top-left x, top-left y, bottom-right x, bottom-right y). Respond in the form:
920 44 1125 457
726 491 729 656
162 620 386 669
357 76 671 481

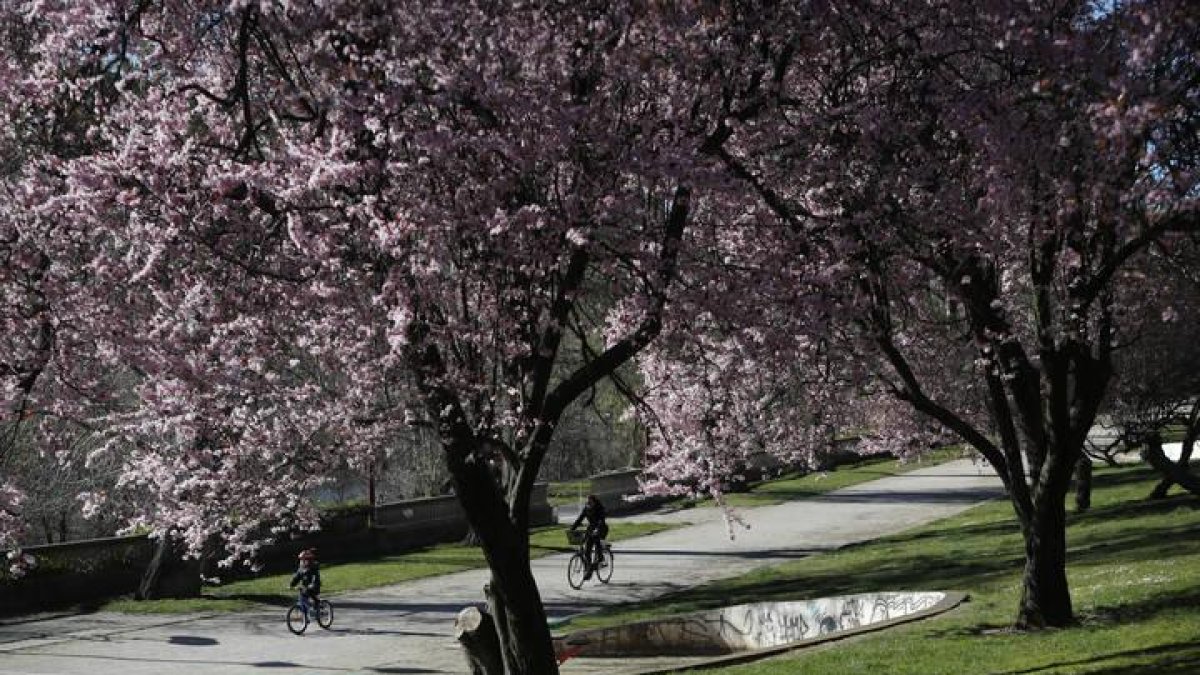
554 591 950 659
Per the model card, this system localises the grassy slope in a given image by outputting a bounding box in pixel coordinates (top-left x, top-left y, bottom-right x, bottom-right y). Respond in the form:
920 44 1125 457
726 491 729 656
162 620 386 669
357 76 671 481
103 521 674 614
105 450 964 615
705 446 970 509
549 480 592 507
560 463 1200 674
548 448 968 510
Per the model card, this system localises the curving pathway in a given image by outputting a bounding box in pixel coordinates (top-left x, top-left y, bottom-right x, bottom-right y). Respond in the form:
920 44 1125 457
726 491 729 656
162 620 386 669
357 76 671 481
0 459 1004 675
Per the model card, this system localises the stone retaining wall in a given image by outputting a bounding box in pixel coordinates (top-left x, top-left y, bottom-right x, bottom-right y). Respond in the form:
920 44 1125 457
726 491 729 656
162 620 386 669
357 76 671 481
2 483 554 616
1 535 148 615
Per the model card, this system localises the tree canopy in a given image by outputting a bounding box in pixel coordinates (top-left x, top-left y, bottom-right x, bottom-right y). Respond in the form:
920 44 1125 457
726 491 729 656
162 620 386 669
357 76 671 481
1 0 1197 669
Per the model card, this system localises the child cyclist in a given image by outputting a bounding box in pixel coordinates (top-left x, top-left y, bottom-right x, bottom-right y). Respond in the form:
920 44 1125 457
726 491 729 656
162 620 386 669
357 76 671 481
289 548 322 615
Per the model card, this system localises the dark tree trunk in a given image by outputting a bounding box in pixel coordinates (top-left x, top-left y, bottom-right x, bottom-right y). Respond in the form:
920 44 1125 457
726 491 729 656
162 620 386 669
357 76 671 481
1148 416 1197 498
1016 496 1073 629
1149 475 1172 499
1073 456 1092 513
456 604 504 675
486 553 558 674
402 184 689 675
440 434 560 674
137 536 173 601
138 536 201 600
1145 434 1200 498
460 527 482 547
367 461 377 528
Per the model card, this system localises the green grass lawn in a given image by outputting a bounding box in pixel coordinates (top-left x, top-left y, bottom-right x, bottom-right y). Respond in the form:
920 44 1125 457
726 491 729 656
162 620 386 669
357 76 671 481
549 479 592 507
557 463 1200 674
103 520 676 614
99 451 962 616
697 446 970 509
549 448 966 511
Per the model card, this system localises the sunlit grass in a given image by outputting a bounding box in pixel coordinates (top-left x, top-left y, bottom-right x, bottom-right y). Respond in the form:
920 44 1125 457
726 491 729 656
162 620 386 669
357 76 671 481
548 479 592 507
558 463 1200 674
103 520 677 614
702 446 970 509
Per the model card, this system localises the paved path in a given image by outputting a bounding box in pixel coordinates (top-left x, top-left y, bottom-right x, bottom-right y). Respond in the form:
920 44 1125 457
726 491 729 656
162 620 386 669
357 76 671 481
0 460 1004 675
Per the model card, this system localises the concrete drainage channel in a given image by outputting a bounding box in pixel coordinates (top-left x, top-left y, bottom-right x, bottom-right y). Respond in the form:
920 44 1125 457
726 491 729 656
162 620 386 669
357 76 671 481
554 591 967 673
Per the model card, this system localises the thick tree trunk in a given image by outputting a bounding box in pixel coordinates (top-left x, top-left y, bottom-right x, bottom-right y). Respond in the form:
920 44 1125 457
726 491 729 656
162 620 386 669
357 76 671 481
1154 404 1200 497
487 562 559 674
441 433 560 674
1145 436 1200 498
1073 456 1092 513
456 604 504 675
1015 497 1073 629
1149 475 1172 499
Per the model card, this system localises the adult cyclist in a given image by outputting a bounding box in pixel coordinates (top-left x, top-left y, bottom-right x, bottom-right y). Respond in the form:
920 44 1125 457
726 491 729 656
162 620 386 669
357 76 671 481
569 494 608 580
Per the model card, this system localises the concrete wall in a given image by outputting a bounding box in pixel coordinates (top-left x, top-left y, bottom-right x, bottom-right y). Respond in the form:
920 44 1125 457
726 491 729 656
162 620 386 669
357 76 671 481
584 469 672 515
2 484 555 616
586 444 856 511
0 535 156 615
555 591 957 658
374 483 552 532
216 482 554 577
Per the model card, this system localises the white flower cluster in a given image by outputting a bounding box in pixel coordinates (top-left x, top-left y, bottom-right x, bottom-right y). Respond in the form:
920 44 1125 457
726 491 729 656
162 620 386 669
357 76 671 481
6 549 37 579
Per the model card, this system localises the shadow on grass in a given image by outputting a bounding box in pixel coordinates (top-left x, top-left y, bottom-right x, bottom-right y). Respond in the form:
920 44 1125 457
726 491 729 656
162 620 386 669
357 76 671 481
583 549 1023 622
1070 493 1198 527
207 593 288 605
851 517 1022 548
324 598 600 621
837 466 1192 550
1091 465 1162 486
995 638 1200 674
736 486 1005 506
1082 588 1200 627
1069 523 1200 569
597 547 825 559
370 552 484 566
583 505 1200 627
927 588 1200 642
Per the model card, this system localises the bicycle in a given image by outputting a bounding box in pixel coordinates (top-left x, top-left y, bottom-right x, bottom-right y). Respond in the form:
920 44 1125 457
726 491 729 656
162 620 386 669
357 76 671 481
566 529 613 589
286 590 333 635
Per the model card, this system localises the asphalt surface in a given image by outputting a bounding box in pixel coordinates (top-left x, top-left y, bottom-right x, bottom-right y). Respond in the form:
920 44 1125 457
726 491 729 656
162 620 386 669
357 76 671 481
0 459 1005 675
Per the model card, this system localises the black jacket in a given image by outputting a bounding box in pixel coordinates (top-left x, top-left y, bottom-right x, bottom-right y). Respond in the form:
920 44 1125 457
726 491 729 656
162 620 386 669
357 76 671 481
290 564 322 595
572 501 607 532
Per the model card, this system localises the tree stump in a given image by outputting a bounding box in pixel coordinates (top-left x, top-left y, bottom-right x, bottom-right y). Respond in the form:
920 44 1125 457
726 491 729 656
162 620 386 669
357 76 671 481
1073 456 1092 513
455 605 504 675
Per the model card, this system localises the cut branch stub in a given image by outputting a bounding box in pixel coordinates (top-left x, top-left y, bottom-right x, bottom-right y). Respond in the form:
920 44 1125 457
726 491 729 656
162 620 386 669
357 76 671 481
455 605 504 675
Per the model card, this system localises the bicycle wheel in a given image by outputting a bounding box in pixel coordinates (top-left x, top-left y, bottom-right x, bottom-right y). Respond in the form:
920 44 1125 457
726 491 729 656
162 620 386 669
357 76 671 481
596 546 614 584
286 605 308 635
567 553 588 589
316 600 334 629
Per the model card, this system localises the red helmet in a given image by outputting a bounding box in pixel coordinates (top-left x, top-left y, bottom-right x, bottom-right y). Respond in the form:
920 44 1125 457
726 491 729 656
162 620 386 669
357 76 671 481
298 549 317 561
